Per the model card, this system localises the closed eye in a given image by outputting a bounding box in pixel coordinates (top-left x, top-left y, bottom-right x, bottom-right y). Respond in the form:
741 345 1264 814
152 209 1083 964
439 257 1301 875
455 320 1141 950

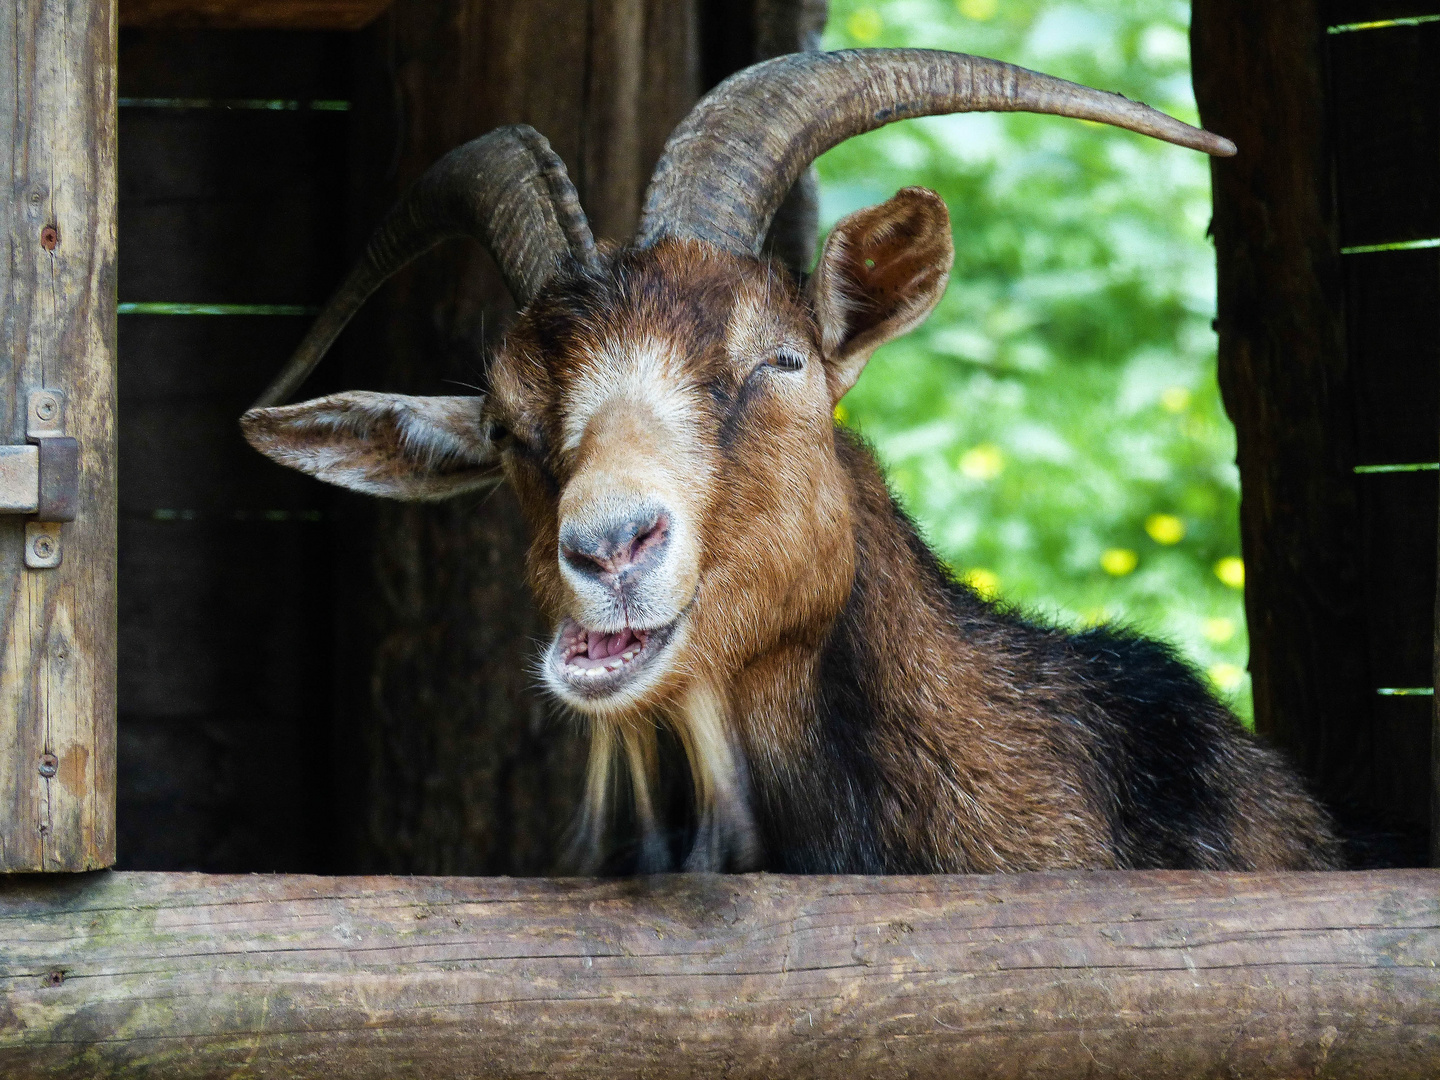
768 346 806 372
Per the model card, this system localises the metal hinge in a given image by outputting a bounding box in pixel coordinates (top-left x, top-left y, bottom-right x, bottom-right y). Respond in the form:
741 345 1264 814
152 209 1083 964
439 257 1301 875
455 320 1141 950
0 391 79 569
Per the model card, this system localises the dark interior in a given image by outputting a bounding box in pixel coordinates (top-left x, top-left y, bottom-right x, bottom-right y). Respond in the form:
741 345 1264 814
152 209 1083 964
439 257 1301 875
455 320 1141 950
113 5 1438 872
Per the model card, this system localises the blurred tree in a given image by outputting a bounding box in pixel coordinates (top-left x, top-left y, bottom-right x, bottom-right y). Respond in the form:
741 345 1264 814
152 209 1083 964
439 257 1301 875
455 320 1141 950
817 0 1253 721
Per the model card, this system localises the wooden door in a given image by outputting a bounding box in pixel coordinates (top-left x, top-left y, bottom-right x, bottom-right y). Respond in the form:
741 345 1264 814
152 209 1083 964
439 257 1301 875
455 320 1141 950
0 0 118 872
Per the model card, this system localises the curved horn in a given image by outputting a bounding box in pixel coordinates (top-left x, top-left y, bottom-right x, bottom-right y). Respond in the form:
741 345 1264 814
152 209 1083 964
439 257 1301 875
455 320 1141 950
253 124 595 409
637 49 1236 258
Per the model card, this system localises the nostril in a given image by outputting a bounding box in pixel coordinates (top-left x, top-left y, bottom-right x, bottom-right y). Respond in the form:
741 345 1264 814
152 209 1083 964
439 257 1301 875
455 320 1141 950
559 511 671 579
561 542 607 576
621 515 669 568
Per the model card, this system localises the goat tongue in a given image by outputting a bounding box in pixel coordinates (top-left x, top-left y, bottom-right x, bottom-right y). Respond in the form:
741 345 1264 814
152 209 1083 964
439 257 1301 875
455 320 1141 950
587 627 637 660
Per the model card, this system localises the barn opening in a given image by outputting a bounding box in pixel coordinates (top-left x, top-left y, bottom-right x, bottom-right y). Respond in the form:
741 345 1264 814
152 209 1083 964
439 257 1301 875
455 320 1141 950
107 0 1438 875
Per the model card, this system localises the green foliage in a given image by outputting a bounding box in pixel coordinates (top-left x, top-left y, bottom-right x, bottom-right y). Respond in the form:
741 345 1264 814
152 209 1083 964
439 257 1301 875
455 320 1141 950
817 0 1253 720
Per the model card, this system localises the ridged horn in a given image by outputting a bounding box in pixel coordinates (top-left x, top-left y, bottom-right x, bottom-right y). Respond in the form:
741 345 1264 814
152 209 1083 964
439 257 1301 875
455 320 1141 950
253 124 595 409
636 48 1236 258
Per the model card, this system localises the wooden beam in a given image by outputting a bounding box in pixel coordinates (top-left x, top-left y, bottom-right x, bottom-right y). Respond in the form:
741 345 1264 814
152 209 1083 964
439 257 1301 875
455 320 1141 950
118 0 394 30
0 0 117 871
1 870 1436 1076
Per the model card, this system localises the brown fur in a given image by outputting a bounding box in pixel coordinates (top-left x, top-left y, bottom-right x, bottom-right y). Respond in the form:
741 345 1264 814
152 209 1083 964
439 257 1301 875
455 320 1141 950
246 189 1340 874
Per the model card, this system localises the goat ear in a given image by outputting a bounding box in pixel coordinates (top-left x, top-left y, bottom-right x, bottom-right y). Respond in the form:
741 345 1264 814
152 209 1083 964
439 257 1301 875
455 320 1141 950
808 186 954 403
241 390 500 501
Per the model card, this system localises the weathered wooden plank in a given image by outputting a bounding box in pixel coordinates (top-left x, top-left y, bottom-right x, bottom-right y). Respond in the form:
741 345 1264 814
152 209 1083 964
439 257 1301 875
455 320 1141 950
120 0 392 31
0 0 117 871
1328 21 1440 248
0 870 1436 1078
1193 1 1379 834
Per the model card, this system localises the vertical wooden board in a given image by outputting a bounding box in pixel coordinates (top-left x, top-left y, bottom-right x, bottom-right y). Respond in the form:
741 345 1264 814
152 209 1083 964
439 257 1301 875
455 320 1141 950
1193 0 1376 822
0 0 118 871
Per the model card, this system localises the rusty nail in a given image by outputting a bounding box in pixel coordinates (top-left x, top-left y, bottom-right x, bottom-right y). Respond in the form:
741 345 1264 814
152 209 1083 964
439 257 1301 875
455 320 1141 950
43 969 64 988
38 753 58 778
40 225 58 251
34 395 57 421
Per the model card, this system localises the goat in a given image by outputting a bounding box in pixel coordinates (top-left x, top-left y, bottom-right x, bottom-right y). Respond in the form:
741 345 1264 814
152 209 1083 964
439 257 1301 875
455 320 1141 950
242 49 1340 874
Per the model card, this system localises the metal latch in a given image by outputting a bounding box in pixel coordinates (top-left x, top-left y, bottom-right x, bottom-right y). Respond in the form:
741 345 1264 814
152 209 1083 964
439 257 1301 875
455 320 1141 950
0 391 78 569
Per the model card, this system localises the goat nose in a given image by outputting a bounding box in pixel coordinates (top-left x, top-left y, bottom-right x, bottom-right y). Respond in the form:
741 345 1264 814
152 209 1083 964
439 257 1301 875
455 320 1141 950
560 510 670 579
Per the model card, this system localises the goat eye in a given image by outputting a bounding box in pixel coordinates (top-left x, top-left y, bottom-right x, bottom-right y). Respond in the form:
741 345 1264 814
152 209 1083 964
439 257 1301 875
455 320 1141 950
769 347 805 371
488 421 514 446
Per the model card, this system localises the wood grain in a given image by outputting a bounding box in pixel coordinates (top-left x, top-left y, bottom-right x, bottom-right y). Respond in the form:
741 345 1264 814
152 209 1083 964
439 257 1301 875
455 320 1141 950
0 0 117 871
1192 0 1435 859
0 869 1436 1077
119 0 392 31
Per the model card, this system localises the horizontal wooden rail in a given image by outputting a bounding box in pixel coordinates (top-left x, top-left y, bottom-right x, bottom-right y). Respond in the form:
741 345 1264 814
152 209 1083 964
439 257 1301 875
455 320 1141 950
0 870 1437 1078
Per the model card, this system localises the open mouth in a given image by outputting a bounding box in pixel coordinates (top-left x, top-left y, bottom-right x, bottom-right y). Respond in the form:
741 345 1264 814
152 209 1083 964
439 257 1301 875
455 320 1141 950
548 616 678 699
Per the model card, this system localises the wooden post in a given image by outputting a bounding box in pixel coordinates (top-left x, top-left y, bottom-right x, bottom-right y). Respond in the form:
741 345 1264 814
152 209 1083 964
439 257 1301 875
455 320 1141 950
1193 0 1440 861
1 869 1436 1077
0 0 117 871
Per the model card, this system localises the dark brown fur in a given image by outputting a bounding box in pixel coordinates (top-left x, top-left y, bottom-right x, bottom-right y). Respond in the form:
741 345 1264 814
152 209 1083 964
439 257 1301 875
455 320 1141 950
493 236 1339 873
249 193 1341 874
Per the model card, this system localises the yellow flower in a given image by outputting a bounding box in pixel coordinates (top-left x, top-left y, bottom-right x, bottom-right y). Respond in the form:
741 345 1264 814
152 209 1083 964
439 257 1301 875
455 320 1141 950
959 443 1004 480
846 7 883 42
1100 548 1138 576
957 0 998 19
1207 662 1245 692
962 567 1000 599
1214 556 1245 589
1160 386 1191 413
1145 513 1185 545
1202 616 1235 643
833 402 849 425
